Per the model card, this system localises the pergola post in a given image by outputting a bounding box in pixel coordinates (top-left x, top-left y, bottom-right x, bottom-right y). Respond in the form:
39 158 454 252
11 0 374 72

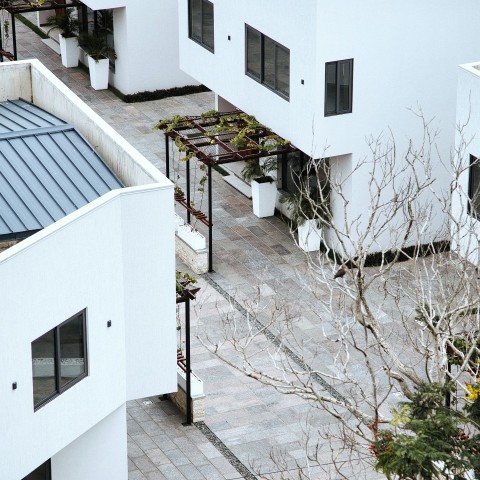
184 296 192 425
186 159 191 224
165 136 170 179
11 12 17 61
208 164 213 273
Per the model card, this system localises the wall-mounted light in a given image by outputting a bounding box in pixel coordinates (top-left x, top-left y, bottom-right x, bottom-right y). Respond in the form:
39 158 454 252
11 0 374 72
12 382 17 390
301 79 305 85
228 35 231 41
107 320 112 328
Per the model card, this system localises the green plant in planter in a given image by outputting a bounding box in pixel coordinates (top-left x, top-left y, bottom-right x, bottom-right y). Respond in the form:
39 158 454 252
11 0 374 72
79 31 116 62
46 8 78 38
280 185 330 228
241 156 278 183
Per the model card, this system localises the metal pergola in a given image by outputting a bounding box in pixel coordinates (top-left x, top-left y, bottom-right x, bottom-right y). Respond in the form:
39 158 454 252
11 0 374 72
0 0 83 61
176 283 200 425
160 110 298 272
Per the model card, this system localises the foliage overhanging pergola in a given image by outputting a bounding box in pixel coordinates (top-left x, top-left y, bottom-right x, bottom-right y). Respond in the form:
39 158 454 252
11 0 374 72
155 109 299 272
175 271 200 425
0 0 83 61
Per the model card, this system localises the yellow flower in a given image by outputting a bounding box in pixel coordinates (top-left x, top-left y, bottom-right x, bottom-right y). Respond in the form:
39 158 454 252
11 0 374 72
466 378 480 402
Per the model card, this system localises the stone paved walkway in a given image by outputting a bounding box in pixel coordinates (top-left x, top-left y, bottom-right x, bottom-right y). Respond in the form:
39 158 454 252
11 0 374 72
14 16 385 480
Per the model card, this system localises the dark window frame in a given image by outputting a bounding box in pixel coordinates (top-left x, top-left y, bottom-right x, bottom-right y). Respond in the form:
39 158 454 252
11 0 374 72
188 0 215 53
78 6 115 71
468 154 480 219
324 58 354 116
32 310 88 411
22 459 51 480
245 24 290 101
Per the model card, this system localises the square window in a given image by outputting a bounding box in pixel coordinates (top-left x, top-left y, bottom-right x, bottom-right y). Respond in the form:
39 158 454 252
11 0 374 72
245 25 290 100
325 59 353 116
188 0 214 52
32 310 87 410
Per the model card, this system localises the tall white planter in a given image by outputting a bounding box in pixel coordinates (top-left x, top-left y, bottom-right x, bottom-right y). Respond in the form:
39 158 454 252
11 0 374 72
59 34 79 68
297 219 322 252
251 178 277 218
87 56 109 90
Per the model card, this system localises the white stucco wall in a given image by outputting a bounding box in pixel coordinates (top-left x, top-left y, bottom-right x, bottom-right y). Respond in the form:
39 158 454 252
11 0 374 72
452 62 480 264
52 406 128 480
82 0 198 94
179 0 480 250
0 186 176 480
0 60 176 479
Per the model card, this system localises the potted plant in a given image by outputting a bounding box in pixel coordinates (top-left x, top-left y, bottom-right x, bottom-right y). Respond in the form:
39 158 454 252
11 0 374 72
241 156 278 218
79 31 116 90
280 185 329 252
46 8 79 68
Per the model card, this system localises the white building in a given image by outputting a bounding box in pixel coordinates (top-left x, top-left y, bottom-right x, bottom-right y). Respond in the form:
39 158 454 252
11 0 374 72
177 0 480 254
452 61 480 265
38 0 198 95
0 59 176 480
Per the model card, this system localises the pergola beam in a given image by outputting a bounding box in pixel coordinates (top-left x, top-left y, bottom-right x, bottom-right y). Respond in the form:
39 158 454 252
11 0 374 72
4 0 82 14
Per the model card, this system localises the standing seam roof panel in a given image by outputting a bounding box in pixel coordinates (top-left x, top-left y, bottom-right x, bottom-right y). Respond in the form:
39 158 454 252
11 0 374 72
0 99 125 239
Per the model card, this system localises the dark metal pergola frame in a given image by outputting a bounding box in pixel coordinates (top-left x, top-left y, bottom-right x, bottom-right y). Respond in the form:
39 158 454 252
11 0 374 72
176 285 200 425
0 0 83 61
161 110 298 272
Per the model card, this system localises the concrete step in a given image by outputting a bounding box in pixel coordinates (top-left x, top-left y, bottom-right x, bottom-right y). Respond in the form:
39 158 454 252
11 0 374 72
223 169 252 198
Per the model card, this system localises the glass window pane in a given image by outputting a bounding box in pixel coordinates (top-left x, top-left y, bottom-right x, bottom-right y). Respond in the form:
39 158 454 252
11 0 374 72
338 60 352 113
189 0 202 41
276 45 289 97
32 330 56 406
325 63 337 115
263 36 276 89
246 27 261 79
59 313 86 388
202 0 214 50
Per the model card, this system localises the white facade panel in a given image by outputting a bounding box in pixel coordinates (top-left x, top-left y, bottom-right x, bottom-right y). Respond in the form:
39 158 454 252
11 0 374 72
0 186 175 480
81 1 198 94
121 189 177 400
52 406 128 480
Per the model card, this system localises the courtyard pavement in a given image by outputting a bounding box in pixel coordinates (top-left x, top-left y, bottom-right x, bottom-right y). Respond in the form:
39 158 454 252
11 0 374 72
13 17 386 480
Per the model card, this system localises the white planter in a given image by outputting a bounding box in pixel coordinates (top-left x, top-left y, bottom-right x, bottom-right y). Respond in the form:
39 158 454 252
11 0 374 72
177 224 206 251
251 178 277 218
59 34 79 68
297 219 322 252
87 56 109 90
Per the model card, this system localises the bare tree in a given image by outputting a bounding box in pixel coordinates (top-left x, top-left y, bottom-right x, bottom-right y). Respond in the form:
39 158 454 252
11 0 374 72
195 113 480 479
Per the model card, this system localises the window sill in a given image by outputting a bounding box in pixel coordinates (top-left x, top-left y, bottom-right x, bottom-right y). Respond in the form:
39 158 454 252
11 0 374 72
188 36 214 54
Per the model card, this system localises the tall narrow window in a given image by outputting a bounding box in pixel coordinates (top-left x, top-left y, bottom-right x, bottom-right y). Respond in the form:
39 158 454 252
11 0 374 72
325 59 353 116
468 154 480 218
188 0 214 52
32 310 87 410
245 25 290 100
246 27 261 80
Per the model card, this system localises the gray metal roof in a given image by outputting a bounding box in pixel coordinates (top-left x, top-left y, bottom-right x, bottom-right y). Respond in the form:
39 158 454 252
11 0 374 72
0 98 66 134
0 99 124 240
